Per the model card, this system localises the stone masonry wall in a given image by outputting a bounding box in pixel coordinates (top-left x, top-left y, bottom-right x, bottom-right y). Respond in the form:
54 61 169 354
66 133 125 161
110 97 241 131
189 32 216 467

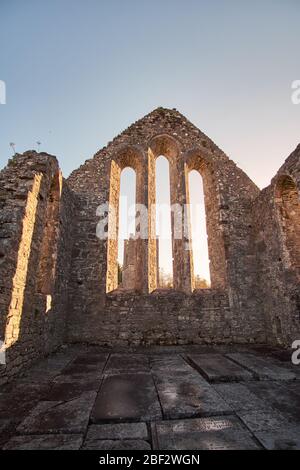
253 145 300 346
122 236 137 289
89 289 231 346
0 152 75 383
0 107 298 377
66 108 266 345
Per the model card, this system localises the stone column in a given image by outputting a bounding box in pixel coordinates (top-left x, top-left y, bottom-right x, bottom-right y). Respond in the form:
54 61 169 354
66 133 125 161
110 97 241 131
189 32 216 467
147 147 157 292
134 164 149 293
169 157 193 293
122 236 137 289
106 160 121 292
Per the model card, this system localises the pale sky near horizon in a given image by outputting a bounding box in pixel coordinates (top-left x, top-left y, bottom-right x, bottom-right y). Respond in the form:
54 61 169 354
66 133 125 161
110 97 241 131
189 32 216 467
0 0 299 280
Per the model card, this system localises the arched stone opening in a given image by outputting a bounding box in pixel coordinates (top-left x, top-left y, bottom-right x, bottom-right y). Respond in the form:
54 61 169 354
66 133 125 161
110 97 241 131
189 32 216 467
185 151 227 290
188 169 210 289
118 167 137 289
148 134 192 292
106 146 147 293
155 155 173 288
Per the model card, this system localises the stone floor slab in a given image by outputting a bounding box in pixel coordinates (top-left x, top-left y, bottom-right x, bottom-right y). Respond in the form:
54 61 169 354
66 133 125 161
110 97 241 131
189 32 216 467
237 409 291 432
0 420 10 433
188 354 253 383
85 422 149 440
61 363 103 375
246 381 300 423
82 423 149 449
104 354 149 374
53 361 104 383
17 391 96 434
213 383 272 412
153 370 232 419
0 419 13 446
254 427 300 450
282 381 300 397
17 355 75 383
53 373 103 384
91 373 162 423
227 353 296 381
45 379 101 401
83 439 151 450
153 416 260 450
2 346 299 450
3 434 83 450
250 348 300 380
0 383 50 422
72 353 109 366
150 355 193 373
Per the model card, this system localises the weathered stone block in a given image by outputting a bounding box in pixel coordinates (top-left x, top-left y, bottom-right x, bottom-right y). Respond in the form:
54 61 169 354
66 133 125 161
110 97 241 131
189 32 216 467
91 373 162 423
153 415 260 450
188 354 254 382
3 434 83 450
17 391 96 434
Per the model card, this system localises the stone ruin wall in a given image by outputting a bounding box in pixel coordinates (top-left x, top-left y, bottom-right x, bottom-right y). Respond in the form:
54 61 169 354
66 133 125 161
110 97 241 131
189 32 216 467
66 108 265 345
0 108 299 382
0 152 75 383
253 145 300 346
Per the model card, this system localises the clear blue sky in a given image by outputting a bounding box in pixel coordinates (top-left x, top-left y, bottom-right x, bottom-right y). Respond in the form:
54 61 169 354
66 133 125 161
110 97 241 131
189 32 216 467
1 0 299 280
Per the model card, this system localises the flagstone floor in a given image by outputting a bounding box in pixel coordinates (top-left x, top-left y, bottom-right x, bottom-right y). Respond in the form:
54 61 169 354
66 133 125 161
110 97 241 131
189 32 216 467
0 344 300 450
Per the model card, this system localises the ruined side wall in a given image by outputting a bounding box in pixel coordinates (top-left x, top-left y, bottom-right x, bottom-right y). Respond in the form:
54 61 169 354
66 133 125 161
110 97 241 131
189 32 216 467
253 145 300 347
214 157 264 342
0 152 75 383
43 181 76 354
66 108 265 345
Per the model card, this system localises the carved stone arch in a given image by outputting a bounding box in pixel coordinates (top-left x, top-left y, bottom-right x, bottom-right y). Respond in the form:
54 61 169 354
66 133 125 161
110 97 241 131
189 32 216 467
113 144 145 172
274 174 300 274
185 148 213 173
148 133 181 163
185 148 227 289
106 145 147 293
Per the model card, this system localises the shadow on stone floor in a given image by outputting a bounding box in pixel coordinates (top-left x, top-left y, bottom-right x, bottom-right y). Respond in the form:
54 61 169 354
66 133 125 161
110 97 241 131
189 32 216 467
0 344 300 450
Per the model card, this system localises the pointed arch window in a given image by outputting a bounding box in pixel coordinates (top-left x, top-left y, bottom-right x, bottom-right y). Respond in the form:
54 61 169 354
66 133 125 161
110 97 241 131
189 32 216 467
188 169 210 289
118 167 136 288
155 155 173 288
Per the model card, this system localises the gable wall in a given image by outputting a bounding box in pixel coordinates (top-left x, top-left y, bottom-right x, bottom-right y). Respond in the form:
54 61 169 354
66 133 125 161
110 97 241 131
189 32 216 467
66 108 265 345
